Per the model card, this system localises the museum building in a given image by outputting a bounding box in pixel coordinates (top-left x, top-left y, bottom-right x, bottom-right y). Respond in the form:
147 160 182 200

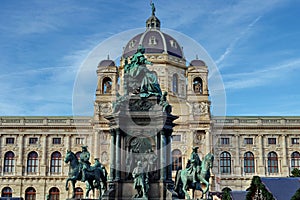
1 7 300 200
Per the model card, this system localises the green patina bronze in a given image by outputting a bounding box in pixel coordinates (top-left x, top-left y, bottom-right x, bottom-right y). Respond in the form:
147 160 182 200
64 146 108 199
125 44 162 98
174 149 214 199
150 2 156 16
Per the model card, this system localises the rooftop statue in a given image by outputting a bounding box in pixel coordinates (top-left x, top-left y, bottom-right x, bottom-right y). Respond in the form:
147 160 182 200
174 148 214 199
64 147 107 199
150 1 156 16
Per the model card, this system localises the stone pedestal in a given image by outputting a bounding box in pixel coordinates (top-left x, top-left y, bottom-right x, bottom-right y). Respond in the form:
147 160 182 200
102 96 179 199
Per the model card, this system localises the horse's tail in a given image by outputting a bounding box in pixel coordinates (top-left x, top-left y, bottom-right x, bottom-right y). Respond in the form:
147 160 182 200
174 169 181 192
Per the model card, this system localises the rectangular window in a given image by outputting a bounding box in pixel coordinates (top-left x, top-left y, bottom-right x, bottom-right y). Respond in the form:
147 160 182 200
292 138 300 144
172 135 181 142
220 138 230 145
244 138 253 145
76 137 84 145
29 137 38 144
6 137 15 144
52 138 61 144
268 138 276 145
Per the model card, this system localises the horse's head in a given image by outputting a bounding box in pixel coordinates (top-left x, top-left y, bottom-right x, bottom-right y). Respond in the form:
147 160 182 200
204 153 214 169
65 150 74 164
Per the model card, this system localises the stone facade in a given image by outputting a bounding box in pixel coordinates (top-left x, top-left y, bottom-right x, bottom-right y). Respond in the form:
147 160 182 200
0 117 93 199
212 116 300 191
1 7 299 200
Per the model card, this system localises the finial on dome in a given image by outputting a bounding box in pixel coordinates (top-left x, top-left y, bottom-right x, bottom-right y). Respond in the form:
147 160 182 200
146 1 160 30
107 54 110 60
150 0 156 16
196 54 199 60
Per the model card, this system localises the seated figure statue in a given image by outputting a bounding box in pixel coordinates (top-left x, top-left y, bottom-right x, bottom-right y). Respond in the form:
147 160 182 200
125 45 162 98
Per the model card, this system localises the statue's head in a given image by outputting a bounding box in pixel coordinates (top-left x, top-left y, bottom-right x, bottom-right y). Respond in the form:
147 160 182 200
192 146 199 152
137 45 145 53
81 145 88 151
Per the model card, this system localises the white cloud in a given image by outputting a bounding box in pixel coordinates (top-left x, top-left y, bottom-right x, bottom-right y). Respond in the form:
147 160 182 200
223 59 300 89
216 16 262 66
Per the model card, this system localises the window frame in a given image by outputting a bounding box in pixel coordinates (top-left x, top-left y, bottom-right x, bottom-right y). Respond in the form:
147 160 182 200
52 138 61 145
50 151 62 174
27 151 39 174
220 152 231 174
291 151 300 169
6 137 15 144
268 152 278 173
4 151 15 173
268 138 277 145
244 138 253 145
29 137 38 145
220 137 230 145
244 151 255 173
172 149 182 171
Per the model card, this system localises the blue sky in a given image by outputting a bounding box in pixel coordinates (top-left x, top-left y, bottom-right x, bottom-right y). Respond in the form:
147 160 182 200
0 0 300 116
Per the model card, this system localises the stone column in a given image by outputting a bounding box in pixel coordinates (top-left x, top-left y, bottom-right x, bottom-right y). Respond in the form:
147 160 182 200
160 131 166 181
109 130 116 181
205 130 210 155
17 135 24 176
41 135 47 176
66 134 71 150
282 134 289 176
94 130 100 158
258 135 265 175
115 129 121 180
235 134 241 175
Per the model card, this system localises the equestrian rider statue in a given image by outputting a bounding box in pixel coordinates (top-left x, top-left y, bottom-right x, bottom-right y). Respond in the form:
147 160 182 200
80 146 91 182
188 146 202 185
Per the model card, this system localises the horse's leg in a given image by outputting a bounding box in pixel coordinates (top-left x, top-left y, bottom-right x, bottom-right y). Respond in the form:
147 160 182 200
71 180 76 198
199 175 210 194
86 180 93 198
182 178 190 199
65 178 70 191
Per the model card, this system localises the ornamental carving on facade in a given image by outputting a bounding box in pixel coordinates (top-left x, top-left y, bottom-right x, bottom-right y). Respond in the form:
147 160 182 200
100 103 112 114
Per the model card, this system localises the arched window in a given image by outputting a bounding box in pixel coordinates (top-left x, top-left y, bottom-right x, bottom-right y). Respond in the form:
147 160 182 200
102 77 112 94
25 187 36 200
27 151 38 173
291 151 300 169
193 77 203 94
244 151 255 173
268 152 278 173
50 151 62 174
220 152 231 174
172 74 178 93
49 187 60 200
75 187 83 199
1 187 12 197
4 151 15 173
172 149 182 171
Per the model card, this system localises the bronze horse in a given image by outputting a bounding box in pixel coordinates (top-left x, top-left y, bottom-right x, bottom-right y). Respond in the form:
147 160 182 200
174 153 214 199
64 150 107 199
